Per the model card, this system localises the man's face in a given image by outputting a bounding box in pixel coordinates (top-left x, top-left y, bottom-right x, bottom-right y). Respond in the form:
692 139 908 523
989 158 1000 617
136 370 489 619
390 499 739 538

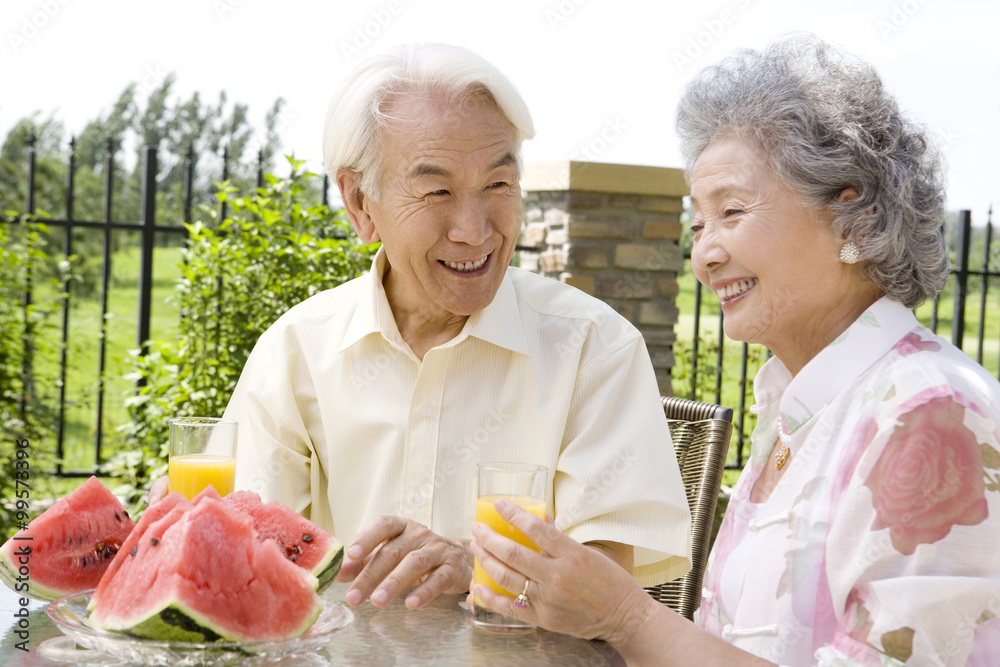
361 93 523 324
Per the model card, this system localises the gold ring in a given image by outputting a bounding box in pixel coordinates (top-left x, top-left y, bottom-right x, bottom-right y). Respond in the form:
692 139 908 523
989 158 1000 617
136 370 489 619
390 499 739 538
515 579 530 608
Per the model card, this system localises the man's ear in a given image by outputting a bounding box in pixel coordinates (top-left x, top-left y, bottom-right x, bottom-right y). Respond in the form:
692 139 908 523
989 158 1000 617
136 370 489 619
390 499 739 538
337 169 380 243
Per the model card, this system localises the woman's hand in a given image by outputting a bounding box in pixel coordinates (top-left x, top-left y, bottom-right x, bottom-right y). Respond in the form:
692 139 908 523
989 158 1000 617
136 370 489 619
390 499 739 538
468 498 656 645
146 476 170 505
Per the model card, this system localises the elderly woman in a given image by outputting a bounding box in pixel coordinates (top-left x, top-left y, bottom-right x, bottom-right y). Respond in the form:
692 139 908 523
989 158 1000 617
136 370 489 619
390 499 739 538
470 34 1000 666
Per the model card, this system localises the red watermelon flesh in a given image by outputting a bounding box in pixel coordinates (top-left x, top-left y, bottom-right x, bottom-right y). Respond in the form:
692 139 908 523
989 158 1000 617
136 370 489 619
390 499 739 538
89 491 322 642
88 491 189 612
223 490 343 593
0 476 134 601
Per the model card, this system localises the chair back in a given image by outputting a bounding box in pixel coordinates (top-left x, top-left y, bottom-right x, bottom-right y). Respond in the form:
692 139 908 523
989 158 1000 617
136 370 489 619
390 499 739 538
645 396 733 620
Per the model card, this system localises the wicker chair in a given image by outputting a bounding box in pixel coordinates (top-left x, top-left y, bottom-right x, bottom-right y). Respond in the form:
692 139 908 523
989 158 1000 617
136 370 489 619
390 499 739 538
645 396 734 620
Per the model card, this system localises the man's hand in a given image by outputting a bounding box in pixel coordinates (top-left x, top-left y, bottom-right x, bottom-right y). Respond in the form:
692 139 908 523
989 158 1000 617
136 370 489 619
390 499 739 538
147 476 170 505
335 516 472 610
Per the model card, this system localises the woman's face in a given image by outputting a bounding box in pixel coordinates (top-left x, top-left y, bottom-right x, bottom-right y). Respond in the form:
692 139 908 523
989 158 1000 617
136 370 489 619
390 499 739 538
689 137 875 373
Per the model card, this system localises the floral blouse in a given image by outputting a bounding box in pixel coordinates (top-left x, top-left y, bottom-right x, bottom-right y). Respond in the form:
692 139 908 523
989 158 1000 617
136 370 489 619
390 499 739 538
696 297 1000 666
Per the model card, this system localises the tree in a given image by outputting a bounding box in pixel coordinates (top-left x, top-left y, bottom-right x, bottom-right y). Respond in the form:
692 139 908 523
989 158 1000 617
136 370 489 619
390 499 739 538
0 74 288 296
1 73 286 227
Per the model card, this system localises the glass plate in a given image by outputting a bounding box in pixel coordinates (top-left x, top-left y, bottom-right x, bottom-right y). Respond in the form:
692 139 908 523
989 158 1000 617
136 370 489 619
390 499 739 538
43 591 353 666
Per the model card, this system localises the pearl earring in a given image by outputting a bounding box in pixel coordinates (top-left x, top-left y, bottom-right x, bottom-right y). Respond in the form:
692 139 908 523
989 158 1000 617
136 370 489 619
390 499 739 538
839 241 861 264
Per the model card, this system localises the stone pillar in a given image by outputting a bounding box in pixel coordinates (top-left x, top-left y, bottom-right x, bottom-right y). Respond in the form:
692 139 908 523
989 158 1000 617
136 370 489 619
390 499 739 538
520 161 688 395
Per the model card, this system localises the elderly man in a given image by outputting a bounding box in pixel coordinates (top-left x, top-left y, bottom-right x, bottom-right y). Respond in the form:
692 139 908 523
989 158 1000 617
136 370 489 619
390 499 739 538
155 43 691 610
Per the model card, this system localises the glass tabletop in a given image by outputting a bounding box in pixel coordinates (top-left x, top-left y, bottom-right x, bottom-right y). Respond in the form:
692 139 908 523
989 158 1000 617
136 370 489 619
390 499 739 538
0 583 620 666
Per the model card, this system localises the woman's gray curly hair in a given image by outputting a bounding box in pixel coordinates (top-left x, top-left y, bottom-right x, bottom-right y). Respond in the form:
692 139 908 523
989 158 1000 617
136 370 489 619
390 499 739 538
675 33 948 308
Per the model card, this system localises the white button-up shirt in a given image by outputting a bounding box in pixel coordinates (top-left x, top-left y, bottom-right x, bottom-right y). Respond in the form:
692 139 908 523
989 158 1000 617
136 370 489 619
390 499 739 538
227 248 691 585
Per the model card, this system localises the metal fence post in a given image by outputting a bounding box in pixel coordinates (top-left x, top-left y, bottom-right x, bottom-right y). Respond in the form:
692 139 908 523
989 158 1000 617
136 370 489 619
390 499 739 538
94 139 117 471
952 210 971 349
136 146 158 357
55 137 76 473
18 135 37 422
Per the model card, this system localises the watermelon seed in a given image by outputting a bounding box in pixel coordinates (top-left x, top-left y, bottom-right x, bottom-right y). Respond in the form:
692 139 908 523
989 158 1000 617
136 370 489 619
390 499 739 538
130 546 137 558
290 554 297 562
114 512 122 523
81 556 89 567
293 546 301 554
96 542 105 553
151 537 160 546
302 534 312 543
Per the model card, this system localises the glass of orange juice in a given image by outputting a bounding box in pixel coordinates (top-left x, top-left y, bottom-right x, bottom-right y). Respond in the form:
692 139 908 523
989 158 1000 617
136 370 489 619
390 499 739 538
472 462 548 632
168 417 238 500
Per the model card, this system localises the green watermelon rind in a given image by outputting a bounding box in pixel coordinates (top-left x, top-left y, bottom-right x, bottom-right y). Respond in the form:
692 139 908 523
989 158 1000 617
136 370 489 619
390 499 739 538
98 596 323 644
221 491 344 594
0 477 134 602
91 492 325 643
0 546 63 602
312 543 344 594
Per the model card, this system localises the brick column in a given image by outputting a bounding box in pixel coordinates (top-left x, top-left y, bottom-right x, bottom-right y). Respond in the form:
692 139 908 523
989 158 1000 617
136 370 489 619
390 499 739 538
520 161 688 395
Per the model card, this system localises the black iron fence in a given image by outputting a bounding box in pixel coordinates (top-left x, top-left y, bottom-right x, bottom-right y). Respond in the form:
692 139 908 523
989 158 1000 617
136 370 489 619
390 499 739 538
2 139 996 477
2 139 331 476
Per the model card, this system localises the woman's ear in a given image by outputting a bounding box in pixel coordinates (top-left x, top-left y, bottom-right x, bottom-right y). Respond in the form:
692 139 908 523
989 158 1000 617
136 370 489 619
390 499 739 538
337 169 380 243
837 187 860 203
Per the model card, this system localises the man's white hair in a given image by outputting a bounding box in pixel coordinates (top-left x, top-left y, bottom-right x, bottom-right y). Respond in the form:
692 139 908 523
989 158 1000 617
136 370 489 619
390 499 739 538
323 43 535 201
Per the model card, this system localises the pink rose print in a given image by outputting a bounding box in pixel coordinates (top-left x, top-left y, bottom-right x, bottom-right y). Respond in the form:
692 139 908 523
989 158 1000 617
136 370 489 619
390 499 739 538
894 332 941 357
864 396 989 555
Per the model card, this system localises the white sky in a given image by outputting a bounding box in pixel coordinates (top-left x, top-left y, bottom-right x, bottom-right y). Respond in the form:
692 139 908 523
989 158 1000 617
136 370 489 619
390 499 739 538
2 0 998 223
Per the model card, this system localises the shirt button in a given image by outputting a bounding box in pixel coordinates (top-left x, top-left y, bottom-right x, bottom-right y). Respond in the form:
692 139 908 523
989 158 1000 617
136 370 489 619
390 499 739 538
421 405 433 417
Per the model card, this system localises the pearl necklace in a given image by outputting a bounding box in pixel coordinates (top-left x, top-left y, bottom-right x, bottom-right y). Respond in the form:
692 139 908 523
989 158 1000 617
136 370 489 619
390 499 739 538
774 420 790 470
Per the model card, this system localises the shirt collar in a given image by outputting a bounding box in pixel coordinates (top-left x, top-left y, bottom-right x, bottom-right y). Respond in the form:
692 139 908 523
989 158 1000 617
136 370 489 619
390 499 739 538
457 269 530 355
340 246 530 356
761 297 918 436
340 247 403 352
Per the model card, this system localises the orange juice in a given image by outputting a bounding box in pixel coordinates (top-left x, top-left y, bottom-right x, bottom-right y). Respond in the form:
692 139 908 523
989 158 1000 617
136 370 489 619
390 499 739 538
473 495 546 598
168 454 236 500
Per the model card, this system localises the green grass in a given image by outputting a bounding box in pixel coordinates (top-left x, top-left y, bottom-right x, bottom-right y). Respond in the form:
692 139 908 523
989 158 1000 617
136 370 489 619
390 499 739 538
30 234 185 483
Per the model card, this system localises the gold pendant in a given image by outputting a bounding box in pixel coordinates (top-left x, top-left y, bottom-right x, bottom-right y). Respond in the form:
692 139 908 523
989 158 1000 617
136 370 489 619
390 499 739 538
774 444 790 470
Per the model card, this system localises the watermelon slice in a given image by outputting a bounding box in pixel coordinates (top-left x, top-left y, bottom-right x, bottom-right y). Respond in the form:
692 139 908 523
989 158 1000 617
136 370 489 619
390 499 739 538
89 490 322 643
88 491 189 612
223 490 343 593
0 476 134 601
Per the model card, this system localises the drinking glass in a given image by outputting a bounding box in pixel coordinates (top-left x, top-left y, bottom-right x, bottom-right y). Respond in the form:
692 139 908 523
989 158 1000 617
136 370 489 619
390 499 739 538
472 462 548 632
167 417 238 500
